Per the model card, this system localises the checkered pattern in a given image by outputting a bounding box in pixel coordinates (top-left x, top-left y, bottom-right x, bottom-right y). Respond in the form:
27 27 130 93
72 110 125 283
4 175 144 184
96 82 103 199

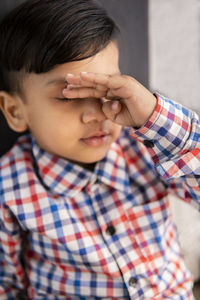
0 94 199 299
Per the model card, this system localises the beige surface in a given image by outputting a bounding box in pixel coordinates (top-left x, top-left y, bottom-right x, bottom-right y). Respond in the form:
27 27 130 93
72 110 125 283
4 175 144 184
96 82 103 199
169 195 200 281
148 0 200 113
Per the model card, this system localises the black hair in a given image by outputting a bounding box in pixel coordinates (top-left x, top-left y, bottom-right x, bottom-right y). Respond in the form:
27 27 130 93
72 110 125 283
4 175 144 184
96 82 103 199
0 0 119 95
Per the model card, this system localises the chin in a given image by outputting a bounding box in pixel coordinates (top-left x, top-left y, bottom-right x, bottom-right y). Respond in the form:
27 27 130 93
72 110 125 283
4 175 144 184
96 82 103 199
78 152 108 164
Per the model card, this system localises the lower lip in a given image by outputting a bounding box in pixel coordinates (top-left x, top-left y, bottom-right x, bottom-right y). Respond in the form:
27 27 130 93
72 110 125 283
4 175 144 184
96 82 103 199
81 135 110 147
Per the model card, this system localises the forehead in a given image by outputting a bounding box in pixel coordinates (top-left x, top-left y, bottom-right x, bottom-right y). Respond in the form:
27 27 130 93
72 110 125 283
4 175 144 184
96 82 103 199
23 41 119 92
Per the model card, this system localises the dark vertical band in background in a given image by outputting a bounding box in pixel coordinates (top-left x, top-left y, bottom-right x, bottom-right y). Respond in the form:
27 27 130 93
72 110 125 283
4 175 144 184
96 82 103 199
0 0 148 156
0 0 25 18
99 0 148 88
0 0 27 157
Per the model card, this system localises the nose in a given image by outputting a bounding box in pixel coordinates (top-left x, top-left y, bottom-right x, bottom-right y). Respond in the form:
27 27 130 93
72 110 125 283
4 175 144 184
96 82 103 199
81 99 107 124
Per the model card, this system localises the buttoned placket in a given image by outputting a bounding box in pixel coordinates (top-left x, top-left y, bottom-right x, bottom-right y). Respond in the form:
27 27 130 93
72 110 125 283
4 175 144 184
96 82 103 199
88 183 146 298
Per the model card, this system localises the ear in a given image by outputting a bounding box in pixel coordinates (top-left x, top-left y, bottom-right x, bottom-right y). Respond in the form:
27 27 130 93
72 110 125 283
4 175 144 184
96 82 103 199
0 91 28 132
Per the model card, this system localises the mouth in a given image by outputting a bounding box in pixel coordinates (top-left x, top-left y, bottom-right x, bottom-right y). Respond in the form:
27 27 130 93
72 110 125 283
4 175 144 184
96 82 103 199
81 131 110 147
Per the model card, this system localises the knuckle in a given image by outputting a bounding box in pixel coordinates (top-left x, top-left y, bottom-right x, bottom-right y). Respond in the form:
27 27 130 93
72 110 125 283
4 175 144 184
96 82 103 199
93 89 102 98
97 84 107 91
105 75 110 86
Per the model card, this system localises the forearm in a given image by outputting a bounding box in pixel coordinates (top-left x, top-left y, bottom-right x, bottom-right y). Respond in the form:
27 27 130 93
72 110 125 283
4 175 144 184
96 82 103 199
130 94 200 207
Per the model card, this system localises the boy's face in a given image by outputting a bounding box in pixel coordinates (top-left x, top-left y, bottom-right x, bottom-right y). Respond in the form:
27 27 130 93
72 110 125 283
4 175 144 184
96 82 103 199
17 42 122 165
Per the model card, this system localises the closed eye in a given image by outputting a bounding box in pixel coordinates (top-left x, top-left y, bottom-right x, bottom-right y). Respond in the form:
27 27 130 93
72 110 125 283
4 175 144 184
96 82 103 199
55 97 75 102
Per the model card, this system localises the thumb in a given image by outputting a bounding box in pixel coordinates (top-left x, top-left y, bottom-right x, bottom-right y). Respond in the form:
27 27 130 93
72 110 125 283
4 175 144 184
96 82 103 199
102 100 122 122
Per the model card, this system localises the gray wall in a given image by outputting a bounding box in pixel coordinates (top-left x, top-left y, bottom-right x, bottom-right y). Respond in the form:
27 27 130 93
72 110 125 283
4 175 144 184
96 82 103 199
99 0 148 87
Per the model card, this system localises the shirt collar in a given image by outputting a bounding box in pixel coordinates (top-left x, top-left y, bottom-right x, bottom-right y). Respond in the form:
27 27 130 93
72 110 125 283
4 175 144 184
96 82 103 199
95 140 131 194
31 132 131 198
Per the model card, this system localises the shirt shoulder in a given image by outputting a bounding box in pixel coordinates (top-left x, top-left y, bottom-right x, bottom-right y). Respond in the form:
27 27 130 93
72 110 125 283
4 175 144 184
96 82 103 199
0 134 34 203
118 127 152 160
0 134 33 166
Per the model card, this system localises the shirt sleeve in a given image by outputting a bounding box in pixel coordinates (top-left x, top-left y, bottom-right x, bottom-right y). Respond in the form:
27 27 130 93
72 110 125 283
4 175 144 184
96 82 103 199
0 204 28 299
130 94 200 210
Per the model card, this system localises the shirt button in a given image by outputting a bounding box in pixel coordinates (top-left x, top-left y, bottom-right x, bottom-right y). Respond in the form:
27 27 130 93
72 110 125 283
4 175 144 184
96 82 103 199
105 225 116 236
128 277 138 287
144 139 154 148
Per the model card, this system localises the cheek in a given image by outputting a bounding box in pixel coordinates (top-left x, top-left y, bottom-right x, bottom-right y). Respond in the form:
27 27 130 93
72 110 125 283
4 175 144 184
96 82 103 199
26 104 80 139
112 125 122 140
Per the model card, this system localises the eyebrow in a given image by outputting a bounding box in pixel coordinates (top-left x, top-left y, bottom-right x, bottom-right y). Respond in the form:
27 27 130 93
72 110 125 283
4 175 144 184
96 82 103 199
45 78 67 86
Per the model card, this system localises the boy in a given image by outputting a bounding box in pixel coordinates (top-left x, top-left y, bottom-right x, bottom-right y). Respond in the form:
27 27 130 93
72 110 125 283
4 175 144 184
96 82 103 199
0 0 199 299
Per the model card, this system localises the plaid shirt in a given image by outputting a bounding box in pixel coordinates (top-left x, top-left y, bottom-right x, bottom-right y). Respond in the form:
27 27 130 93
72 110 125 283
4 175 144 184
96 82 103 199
0 94 200 300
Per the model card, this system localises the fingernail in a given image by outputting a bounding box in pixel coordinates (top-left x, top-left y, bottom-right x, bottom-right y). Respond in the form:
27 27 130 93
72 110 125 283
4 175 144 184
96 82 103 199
65 84 74 90
66 73 74 77
69 83 76 88
63 84 73 92
111 101 119 111
81 71 89 77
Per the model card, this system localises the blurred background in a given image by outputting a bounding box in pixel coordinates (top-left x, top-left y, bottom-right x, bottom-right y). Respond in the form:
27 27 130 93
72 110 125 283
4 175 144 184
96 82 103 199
0 0 200 296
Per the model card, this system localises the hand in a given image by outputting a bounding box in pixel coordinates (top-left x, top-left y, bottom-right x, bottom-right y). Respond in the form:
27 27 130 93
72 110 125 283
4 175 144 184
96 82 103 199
63 72 157 128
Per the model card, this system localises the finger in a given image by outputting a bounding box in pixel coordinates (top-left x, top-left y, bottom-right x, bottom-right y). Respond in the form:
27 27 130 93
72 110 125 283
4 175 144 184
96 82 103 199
102 100 122 122
106 89 123 100
66 73 108 91
66 74 94 87
63 86 107 99
80 72 128 90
